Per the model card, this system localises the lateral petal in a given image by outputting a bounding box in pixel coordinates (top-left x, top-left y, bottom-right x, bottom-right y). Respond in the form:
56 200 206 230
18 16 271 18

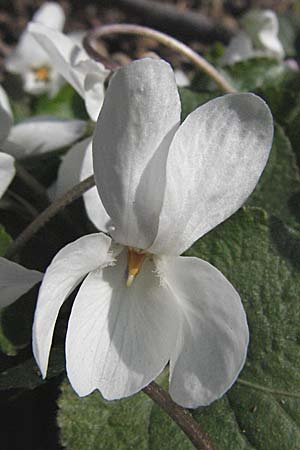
156 255 249 408
93 58 181 249
80 139 111 232
66 250 178 399
149 93 273 255
32 233 112 378
7 116 86 157
0 257 42 308
54 137 111 232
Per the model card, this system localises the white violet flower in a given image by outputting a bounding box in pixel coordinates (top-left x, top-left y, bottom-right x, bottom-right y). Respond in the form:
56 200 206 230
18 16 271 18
28 22 110 121
221 9 284 65
33 58 273 408
5 2 66 96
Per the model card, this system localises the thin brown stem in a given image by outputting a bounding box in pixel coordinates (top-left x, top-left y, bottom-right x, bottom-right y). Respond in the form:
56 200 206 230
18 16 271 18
5 175 95 259
84 23 236 94
143 382 216 450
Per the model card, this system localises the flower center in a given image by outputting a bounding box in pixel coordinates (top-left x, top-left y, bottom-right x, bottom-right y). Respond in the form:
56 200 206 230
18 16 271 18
126 247 148 287
32 65 51 82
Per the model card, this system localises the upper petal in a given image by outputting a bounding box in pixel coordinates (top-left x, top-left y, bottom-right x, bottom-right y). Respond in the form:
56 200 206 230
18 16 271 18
7 116 86 157
149 93 273 255
32 233 112 378
66 249 178 399
32 2 65 31
93 58 181 249
0 257 42 308
0 153 15 198
156 255 249 408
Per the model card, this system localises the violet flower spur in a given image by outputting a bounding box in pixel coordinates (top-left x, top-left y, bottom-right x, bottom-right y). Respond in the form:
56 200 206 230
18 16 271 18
33 58 273 408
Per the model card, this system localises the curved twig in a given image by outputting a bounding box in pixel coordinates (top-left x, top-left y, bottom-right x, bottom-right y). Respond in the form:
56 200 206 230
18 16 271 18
5 175 95 259
143 382 216 450
83 23 236 93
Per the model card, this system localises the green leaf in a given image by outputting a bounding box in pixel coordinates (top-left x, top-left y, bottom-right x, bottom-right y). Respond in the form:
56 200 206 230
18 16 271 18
179 88 218 120
247 124 300 227
221 58 294 92
58 381 153 450
57 208 300 449
0 225 11 256
0 347 65 388
32 85 88 120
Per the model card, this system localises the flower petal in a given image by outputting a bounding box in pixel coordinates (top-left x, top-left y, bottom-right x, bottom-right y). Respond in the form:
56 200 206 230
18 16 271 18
0 153 15 198
54 137 90 199
149 93 273 255
7 116 86 157
93 58 181 249
0 88 13 142
28 23 109 119
0 85 13 119
242 9 284 59
32 2 65 31
220 32 254 65
157 255 249 408
54 137 111 231
0 257 42 308
66 250 178 399
80 139 111 232
33 233 112 378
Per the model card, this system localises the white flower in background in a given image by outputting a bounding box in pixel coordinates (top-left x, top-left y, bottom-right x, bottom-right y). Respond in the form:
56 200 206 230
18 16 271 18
221 9 284 65
174 69 190 87
0 153 15 199
33 59 273 408
29 22 110 121
0 257 42 308
0 85 86 160
5 2 66 96
0 86 15 198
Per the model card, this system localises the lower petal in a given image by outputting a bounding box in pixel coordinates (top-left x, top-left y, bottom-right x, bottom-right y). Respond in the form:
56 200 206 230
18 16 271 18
33 233 112 378
157 255 249 408
66 250 178 399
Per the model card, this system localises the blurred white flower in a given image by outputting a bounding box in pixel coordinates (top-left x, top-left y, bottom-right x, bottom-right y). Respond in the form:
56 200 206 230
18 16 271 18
0 85 86 160
0 257 42 308
0 153 15 199
221 9 284 65
29 23 110 121
33 59 273 408
5 2 66 96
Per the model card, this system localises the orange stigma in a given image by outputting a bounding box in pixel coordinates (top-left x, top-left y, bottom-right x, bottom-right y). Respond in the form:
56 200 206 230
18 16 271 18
126 247 147 287
33 66 50 82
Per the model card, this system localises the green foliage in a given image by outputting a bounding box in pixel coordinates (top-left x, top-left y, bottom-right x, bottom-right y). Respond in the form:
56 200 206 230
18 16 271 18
57 208 300 449
0 225 11 256
32 85 88 120
247 124 300 228
179 88 217 121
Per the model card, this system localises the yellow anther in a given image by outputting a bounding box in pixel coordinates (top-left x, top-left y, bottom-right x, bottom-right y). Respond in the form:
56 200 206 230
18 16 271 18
126 247 147 287
33 66 50 82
